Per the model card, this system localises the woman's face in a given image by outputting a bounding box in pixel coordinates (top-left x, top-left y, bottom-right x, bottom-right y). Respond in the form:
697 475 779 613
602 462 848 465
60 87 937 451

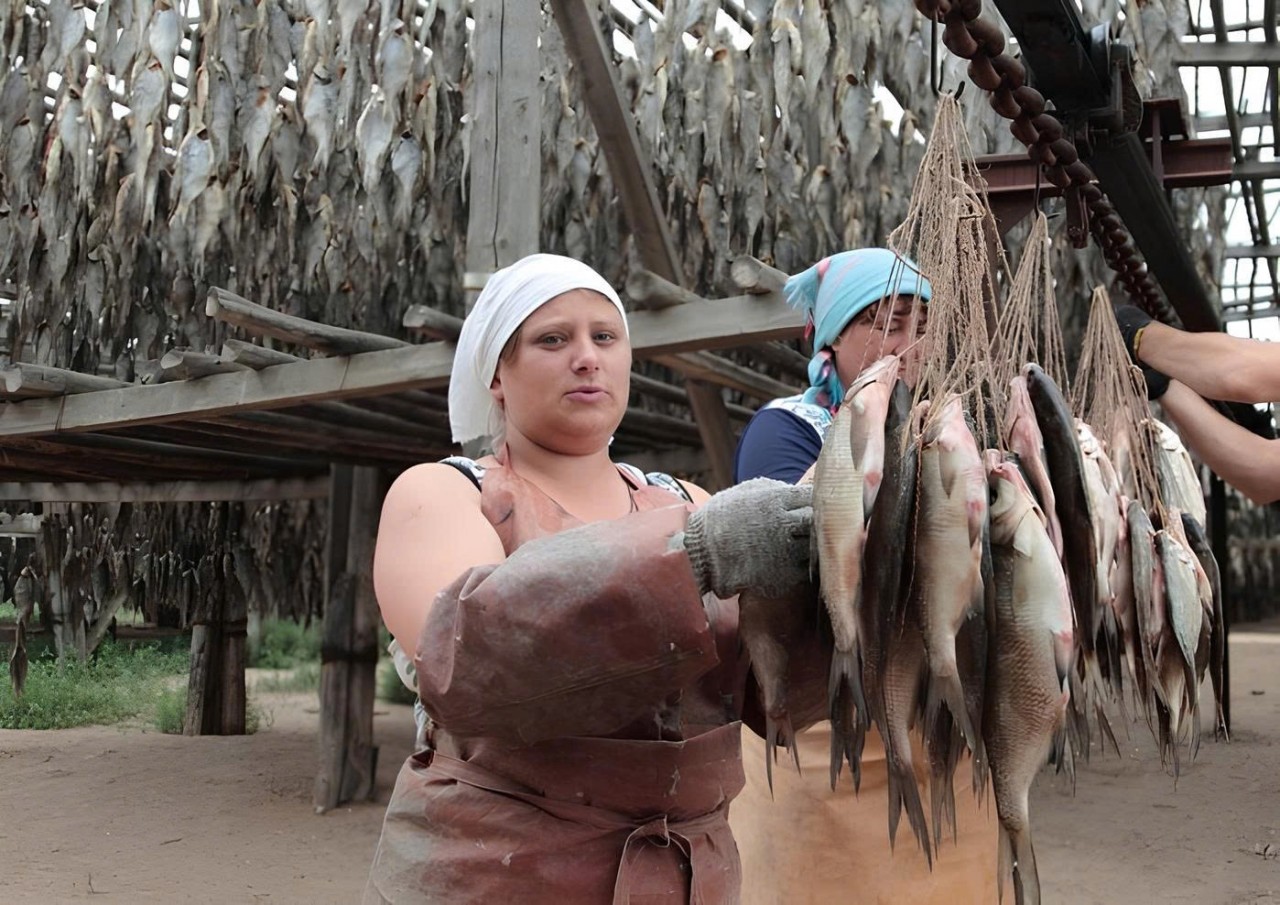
491 289 632 455
832 295 928 391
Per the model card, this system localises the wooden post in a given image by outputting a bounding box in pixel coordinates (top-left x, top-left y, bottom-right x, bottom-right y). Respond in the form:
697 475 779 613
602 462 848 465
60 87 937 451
460 0 541 461
219 504 247 735
41 503 83 661
464 0 541 309
1209 473 1230 735
315 465 382 811
549 0 737 489
185 502 237 735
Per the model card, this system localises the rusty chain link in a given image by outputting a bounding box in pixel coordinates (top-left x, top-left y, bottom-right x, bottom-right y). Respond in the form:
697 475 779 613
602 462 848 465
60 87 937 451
914 0 1179 325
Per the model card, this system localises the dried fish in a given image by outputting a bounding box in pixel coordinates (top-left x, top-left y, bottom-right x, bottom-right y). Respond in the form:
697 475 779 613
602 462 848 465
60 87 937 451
985 456 1074 905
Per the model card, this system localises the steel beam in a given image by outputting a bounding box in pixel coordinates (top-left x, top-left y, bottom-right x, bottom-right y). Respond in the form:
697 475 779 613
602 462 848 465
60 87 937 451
1234 159 1280 180
1172 42 1280 66
992 0 1226 333
975 137 1234 234
1225 245 1280 258
991 0 1110 112
1088 132 1223 331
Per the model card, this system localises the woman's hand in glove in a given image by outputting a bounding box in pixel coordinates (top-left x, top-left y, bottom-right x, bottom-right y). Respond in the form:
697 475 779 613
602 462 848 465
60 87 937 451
679 479 813 599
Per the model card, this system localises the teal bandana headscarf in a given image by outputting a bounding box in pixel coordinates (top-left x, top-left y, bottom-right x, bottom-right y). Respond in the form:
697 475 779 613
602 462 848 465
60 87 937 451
784 248 932 411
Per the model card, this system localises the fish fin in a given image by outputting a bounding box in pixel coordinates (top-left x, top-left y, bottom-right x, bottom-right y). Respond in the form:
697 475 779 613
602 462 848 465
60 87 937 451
1094 696 1121 758
886 754 932 868
1010 824 1041 905
828 650 866 791
926 672 978 757
764 718 777 798
997 825 1013 905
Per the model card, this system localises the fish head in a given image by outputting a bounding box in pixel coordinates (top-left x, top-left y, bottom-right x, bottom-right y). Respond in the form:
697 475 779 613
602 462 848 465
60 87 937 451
848 354 902 394
1004 375 1041 448
1075 419 1102 456
986 457 1036 545
921 395 965 447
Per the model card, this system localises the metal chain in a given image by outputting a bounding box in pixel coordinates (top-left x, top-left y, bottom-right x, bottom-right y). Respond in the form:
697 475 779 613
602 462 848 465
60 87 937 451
914 0 1179 324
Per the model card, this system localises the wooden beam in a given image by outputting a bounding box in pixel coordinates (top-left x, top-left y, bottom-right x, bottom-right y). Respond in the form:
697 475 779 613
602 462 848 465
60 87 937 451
206 287 408 354
748 341 810 383
0 477 329 503
220 339 305 369
619 446 711 479
0 296 802 439
550 0 740 487
155 349 251 383
0 342 455 436
0 513 44 535
3 363 129 396
730 255 791 295
549 0 682 282
625 269 701 310
402 305 464 341
653 350 796 401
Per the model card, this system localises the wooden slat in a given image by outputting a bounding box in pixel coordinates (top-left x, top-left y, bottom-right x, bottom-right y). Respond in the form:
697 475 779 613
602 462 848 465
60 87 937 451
625 269 701 310
0 294 801 439
0 343 455 437
730 255 791 295
3 363 130 395
207 287 408 354
0 477 329 503
5 433 305 478
220 339 305 369
402 305 464 341
654 350 795 401
155 349 252 383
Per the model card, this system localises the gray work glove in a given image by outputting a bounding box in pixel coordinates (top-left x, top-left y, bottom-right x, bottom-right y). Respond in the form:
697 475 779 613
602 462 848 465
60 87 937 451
679 479 813 599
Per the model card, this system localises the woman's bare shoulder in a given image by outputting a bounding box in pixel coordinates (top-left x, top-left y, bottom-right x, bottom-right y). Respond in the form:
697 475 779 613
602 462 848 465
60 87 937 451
385 461 484 508
678 480 712 506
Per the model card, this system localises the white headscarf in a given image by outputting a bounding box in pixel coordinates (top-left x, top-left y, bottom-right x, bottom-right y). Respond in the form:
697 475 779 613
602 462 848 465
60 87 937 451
448 254 629 445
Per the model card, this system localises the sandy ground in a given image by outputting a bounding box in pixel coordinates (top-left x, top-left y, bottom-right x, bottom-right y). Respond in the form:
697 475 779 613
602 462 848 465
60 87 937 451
1 626 1278 904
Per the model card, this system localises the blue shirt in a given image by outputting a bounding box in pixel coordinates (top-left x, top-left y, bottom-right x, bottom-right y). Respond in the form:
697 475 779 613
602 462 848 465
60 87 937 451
734 394 833 484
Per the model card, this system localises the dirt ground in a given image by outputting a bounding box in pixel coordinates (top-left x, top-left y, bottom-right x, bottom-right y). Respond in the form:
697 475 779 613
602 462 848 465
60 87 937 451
2 624 1278 905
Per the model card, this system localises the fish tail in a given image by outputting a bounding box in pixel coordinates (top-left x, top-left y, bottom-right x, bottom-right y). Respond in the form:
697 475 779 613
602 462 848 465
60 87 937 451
997 825 1013 905
1094 697 1121 758
930 764 958 849
926 671 977 757
763 719 777 798
828 650 865 791
828 678 856 791
887 757 932 868
1009 823 1041 905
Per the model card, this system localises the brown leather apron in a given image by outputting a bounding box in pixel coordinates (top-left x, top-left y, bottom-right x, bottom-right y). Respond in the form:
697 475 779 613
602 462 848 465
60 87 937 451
731 722 1000 904
364 455 748 903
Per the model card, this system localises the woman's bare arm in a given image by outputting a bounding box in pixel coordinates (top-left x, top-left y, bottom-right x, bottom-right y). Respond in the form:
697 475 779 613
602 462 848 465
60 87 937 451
373 463 507 652
1160 381 1280 505
1140 322 1280 404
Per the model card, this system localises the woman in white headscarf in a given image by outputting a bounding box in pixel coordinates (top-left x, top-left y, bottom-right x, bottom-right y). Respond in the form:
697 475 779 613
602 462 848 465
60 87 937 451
364 254 821 904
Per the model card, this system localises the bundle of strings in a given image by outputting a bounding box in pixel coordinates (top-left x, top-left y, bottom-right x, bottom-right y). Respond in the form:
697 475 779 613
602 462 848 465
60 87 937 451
1072 285 1162 518
888 92 1007 448
993 212 1070 395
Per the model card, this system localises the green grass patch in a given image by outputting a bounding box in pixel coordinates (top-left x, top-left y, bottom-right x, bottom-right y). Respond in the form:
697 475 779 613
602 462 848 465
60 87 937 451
152 684 267 735
248 619 321 670
0 640 188 730
0 599 18 621
256 660 322 694
378 657 418 706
